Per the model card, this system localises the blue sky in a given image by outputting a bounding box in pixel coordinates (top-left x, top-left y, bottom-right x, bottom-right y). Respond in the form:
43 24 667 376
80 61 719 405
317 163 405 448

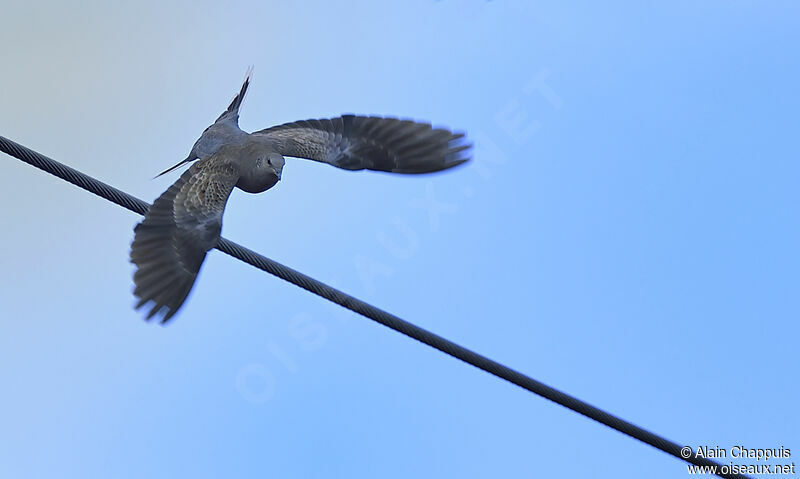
1 1 798 478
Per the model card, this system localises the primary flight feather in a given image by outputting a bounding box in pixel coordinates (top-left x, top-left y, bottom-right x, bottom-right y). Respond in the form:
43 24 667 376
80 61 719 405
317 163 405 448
130 69 471 322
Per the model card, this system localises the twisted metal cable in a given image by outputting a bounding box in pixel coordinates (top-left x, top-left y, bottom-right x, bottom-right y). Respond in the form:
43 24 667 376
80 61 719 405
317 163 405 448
0 134 751 479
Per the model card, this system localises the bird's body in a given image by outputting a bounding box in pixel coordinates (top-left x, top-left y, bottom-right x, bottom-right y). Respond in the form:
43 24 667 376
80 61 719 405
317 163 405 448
192 120 249 163
130 69 470 322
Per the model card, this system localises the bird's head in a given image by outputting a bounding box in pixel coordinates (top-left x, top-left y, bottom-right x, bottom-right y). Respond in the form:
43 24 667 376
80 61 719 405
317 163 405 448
265 151 284 180
234 141 285 193
245 136 284 179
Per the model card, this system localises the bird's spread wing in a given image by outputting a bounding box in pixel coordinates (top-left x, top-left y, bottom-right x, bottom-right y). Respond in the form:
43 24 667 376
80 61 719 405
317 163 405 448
253 115 471 173
130 155 241 322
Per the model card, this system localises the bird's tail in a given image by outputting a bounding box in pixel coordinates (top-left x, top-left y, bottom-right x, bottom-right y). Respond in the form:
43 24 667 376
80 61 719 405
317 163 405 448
215 66 253 122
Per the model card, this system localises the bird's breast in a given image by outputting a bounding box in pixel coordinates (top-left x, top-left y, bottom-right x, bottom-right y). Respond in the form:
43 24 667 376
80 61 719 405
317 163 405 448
236 166 279 193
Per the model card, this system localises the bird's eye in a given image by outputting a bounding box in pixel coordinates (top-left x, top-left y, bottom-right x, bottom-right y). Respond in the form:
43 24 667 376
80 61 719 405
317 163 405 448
267 158 272 166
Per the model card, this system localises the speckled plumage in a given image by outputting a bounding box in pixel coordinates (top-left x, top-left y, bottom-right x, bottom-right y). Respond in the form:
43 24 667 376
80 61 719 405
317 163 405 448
130 69 471 322
255 116 470 173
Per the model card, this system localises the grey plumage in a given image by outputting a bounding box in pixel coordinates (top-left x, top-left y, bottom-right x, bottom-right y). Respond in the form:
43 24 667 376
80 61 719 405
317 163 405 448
130 69 471 322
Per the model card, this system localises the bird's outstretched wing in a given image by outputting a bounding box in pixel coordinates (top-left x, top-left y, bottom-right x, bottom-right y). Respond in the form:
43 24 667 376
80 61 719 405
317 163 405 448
253 115 471 173
130 155 241 322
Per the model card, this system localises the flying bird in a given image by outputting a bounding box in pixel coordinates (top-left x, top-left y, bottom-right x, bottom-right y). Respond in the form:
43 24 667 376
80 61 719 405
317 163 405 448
130 68 471 322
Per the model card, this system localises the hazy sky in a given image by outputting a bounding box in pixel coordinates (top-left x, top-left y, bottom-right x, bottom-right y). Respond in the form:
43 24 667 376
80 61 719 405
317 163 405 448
1 1 798 478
